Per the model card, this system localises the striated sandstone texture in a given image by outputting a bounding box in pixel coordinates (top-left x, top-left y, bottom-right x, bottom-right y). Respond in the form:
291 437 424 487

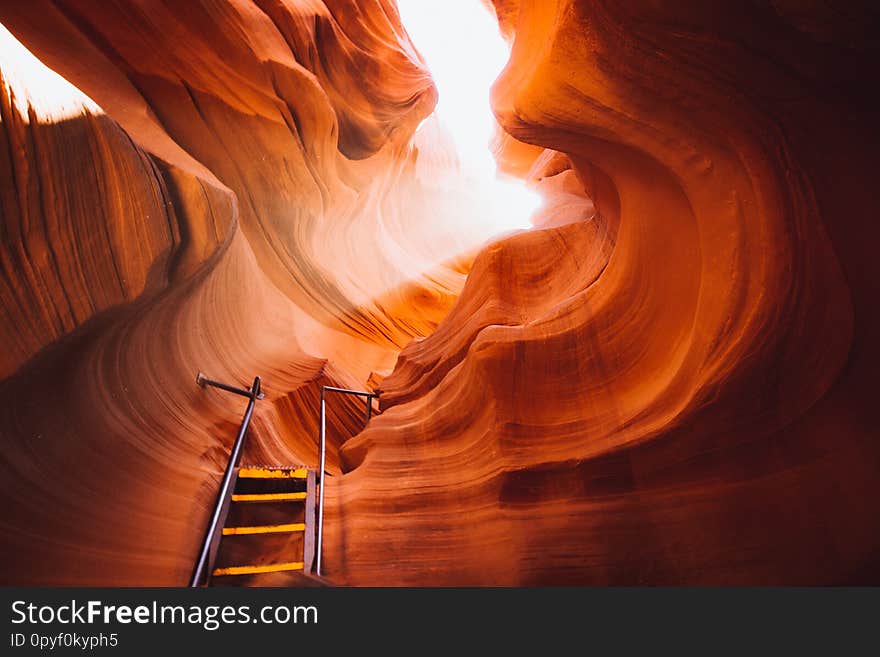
331 0 880 584
1 0 879 585
0 0 451 584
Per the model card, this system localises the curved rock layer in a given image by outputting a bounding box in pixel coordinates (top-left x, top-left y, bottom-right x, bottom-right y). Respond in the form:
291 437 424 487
1 0 879 585
0 0 453 585
331 0 880 584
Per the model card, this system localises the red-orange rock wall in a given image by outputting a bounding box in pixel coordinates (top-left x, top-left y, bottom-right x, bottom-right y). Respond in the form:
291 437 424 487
328 0 880 584
1 0 878 585
0 0 444 584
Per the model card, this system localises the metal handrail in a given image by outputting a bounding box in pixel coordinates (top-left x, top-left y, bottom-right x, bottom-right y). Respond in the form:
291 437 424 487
317 385 378 576
189 373 262 587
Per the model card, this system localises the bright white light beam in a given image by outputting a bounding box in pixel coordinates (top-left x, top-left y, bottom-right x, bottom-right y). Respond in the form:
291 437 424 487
0 23 102 122
397 0 540 234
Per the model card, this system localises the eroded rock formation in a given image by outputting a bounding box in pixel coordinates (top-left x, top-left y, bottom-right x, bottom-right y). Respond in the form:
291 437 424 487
0 0 450 584
1 0 878 585
333 0 880 584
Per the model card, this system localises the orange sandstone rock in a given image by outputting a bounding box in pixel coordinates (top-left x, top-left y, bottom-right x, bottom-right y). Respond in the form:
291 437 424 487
0 0 878 585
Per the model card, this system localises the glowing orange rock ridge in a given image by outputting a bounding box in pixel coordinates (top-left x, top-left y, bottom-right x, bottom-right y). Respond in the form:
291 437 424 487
0 0 447 585
334 0 880 584
0 0 878 585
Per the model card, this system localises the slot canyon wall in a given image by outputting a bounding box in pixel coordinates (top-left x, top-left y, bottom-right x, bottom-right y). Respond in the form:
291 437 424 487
1 0 878 585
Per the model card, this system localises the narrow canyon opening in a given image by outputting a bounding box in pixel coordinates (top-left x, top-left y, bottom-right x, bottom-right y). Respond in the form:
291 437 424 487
0 1 877 587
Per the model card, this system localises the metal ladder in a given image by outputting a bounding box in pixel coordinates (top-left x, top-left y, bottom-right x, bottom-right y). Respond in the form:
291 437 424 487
189 373 376 586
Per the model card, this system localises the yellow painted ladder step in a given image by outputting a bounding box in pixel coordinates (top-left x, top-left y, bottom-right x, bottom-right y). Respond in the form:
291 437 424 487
238 466 308 479
231 492 307 503
212 562 304 577
222 523 305 536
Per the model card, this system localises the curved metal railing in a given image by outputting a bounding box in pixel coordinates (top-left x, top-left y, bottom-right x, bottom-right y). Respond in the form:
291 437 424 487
189 373 263 587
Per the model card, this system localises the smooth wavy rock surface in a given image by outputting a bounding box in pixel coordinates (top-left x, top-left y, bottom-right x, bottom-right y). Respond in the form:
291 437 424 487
0 0 452 585
1 0 878 585
332 0 880 584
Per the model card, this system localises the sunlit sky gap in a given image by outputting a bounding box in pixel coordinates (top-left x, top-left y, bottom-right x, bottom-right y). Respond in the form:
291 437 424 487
397 0 540 232
0 11 534 315
0 24 102 122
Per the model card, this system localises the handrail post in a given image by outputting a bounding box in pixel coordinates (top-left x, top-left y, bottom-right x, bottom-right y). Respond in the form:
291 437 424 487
317 387 327 576
315 385 377 577
189 375 261 587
